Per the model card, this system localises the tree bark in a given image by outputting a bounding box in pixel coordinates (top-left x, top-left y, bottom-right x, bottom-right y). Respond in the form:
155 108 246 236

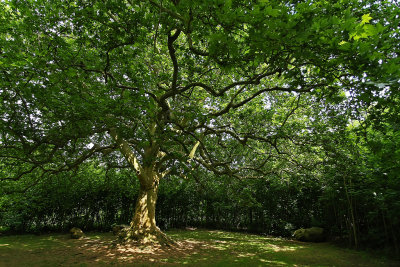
131 184 158 233
119 168 173 245
109 128 173 245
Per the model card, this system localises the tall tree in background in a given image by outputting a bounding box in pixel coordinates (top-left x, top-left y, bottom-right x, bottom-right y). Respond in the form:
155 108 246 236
1 0 398 244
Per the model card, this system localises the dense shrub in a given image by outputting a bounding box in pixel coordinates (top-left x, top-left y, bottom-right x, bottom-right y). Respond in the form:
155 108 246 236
1 158 399 256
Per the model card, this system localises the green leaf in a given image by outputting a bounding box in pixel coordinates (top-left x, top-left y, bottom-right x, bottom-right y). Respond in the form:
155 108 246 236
363 24 377 36
361 13 372 25
264 6 279 17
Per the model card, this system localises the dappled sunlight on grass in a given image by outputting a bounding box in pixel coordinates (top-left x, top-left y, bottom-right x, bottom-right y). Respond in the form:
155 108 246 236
237 252 257 257
0 229 399 266
266 243 302 252
259 258 288 265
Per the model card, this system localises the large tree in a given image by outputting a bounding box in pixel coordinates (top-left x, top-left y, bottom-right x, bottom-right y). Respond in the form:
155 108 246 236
1 0 398 244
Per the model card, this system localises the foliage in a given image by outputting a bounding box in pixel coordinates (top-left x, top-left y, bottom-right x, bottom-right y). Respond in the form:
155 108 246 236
0 0 399 254
0 164 138 232
1 0 398 185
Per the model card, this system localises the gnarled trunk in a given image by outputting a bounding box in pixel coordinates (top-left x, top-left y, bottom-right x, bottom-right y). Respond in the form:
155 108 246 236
131 184 158 234
119 169 172 245
109 128 175 245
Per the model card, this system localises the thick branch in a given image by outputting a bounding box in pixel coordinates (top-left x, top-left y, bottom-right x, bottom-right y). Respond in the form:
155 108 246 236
1 144 115 181
168 29 182 93
109 128 142 174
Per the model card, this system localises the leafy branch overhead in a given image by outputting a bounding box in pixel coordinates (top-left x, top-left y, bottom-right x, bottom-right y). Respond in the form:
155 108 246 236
0 0 398 183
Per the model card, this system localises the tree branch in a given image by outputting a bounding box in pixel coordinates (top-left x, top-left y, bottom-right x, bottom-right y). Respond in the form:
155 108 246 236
168 29 182 93
109 128 142 174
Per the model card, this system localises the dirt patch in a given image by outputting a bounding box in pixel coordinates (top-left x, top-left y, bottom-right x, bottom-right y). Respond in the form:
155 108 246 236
1 231 399 267
0 234 207 267
0 233 209 266
73 236 209 265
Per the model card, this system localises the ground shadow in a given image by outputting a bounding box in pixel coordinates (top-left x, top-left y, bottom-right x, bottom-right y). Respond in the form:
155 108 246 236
0 230 399 266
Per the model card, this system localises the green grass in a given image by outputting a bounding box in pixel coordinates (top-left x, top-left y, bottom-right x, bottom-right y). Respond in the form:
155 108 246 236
0 229 398 266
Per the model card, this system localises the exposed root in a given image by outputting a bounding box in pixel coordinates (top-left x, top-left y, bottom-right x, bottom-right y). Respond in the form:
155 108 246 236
117 227 176 247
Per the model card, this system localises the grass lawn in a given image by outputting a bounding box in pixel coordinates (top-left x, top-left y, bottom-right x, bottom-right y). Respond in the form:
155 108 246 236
0 229 398 266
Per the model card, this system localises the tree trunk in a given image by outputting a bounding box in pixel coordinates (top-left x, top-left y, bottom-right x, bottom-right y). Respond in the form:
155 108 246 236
120 169 173 245
343 176 358 248
109 128 174 245
130 184 158 233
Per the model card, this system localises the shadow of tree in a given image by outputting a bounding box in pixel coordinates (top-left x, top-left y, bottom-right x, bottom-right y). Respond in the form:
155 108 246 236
1 230 399 266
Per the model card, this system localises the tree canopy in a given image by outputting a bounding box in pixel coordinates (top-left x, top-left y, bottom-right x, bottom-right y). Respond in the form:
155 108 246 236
1 0 399 244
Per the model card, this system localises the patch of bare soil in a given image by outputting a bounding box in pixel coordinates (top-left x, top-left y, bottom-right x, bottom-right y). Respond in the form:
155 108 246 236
0 233 209 267
68 236 208 266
